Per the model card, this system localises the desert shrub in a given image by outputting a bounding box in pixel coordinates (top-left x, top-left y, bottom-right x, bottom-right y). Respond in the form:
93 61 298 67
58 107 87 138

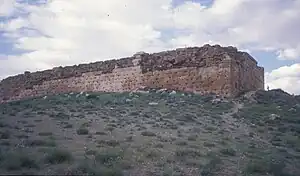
72 160 123 176
141 131 156 137
175 149 202 158
201 153 222 176
38 132 53 136
44 149 73 164
220 148 236 156
0 122 9 128
187 135 197 141
175 141 188 146
176 113 197 122
0 151 39 170
77 128 89 135
63 124 73 128
24 139 56 147
54 112 70 120
0 130 10 139
98 140 120 147
95 131 107 135
154 143 164 148
203 142 215 147
85 150 97 156
95 150 123 166
244 158 287 176
86 94 99 100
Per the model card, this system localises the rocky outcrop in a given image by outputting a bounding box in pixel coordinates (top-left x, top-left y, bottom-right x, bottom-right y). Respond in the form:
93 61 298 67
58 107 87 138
252 89 299 106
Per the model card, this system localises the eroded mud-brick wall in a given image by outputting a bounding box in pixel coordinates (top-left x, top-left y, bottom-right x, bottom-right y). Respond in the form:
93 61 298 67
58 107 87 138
0 44 264 103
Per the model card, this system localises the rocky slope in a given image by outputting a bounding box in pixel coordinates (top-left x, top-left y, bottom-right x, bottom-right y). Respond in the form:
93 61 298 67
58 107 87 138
0 89 299 176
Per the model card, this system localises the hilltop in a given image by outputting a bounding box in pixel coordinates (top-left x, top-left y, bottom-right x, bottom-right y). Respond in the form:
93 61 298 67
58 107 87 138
0 89 299 176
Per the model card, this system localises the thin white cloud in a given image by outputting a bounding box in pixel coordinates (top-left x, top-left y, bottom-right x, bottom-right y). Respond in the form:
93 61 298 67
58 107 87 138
265 64 300 94
170 0 300 59
277 45 300 60
0 0 16 16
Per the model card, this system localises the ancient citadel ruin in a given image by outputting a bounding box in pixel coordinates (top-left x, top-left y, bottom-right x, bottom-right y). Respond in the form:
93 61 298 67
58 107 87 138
0 44 264 103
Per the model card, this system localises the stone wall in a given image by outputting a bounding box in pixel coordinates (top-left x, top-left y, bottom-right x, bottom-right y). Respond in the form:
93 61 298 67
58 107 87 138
0 44 264 103
230 52 264 96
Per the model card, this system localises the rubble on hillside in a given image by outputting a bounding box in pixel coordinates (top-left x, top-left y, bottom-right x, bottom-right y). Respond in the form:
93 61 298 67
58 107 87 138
243 89 299 106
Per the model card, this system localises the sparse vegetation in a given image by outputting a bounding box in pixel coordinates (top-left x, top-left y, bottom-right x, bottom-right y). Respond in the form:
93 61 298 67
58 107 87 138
76 128 89 135
98 139 120 147
85 149 97 155
201 153 222 176
95 150 123 166
0 150 39 171
95 131 107 135
220 148 236 156
141 131 156 137
0 131 10 139
44 149 73 164
25 139 56 147
63 124 73 128
0 89 299 175
72 160 124 176
38 132 53 136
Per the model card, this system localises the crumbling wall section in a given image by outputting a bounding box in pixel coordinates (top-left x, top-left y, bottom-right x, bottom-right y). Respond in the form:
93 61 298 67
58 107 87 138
0 57 136 101
230 52 265 96
9 63 143 102
142 65 232 96
5 64 232 102
0 44 264 103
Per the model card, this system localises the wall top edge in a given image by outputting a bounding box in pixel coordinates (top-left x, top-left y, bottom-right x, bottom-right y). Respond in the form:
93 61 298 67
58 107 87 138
0 44 262 84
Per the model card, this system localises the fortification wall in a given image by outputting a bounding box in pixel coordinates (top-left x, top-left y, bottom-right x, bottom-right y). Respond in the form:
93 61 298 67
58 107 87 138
0 44 264 103
6 64 232 102
230 53 264 96
8 65 143 102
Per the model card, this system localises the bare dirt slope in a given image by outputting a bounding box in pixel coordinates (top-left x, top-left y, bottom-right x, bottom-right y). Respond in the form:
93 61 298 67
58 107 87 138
0 89 299 176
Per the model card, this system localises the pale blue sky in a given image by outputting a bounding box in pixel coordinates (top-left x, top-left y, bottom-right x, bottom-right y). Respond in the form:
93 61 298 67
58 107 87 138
0 0 299 94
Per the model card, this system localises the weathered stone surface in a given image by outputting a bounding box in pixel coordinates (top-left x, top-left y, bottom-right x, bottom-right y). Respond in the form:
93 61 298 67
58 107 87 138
0 44 264 103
